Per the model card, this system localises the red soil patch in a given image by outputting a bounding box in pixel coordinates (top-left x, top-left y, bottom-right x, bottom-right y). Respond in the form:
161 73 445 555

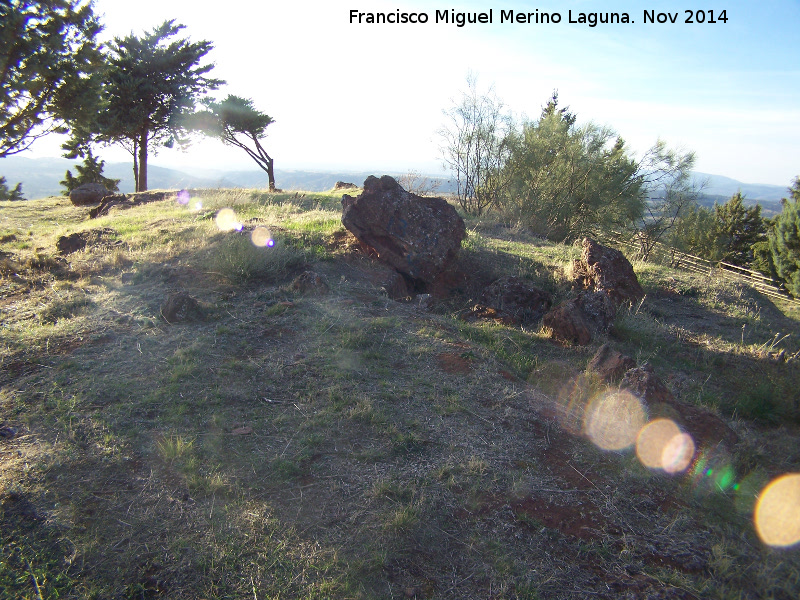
510 495 607 541
436 352 473 374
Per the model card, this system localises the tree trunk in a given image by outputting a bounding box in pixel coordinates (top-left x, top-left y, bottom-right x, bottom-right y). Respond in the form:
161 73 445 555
131 138 139 192
267 156 275 192
137 131 148 192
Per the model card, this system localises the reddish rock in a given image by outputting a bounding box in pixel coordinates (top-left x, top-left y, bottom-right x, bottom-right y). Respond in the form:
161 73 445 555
543 299 592 345
341 175 466 284
587 344 636 382
576 290 616 332
56 227 120 255
69 182 110 206
56 232 87 254
383 270 411 300
622 364 738 449
572 238 644 305
479 276 552 325
160 292 204 323
291 271 329 295
89 194 127 218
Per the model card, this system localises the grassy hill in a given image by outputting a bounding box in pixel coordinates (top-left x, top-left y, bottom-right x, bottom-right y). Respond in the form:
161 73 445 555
1 189 799 599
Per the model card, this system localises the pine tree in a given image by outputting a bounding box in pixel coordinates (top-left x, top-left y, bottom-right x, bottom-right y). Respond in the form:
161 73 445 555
65 20 222 191
714 191 766 266
198 95 277 191
60 150 121 195
770 177 800 296
0 1 102 157
0 176 24 200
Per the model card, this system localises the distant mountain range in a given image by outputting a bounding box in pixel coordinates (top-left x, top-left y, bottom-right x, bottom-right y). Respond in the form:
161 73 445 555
0 156 792 216
0 156 390 200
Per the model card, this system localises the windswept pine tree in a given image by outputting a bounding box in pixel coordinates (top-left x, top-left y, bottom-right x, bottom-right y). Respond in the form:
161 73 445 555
197 95 277 191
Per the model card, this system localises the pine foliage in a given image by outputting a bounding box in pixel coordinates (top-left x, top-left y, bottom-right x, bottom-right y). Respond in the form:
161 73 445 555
770 177 800 296
60 150 120 195
0 0 102 157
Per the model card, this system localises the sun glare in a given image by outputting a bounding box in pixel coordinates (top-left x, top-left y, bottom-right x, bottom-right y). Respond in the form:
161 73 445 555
636 419 695 474
251 226 274 247
216 208 242 232
754 473 800 548
583 389 646 451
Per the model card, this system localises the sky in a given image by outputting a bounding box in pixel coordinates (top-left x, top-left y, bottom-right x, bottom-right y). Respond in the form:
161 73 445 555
22 0 800 186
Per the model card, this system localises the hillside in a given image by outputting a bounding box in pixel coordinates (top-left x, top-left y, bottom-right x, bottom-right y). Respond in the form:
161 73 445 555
1 188 800 599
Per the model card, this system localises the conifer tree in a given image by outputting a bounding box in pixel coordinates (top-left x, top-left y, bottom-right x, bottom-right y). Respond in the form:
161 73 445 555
198 95 277 191
65 20 223 191
0 0 102 157
0 176 24 200
60 150 121 195
714 191 766 266
770 177 800 296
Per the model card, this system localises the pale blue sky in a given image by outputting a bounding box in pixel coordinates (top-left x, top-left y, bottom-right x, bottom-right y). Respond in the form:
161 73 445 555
25 0 800 186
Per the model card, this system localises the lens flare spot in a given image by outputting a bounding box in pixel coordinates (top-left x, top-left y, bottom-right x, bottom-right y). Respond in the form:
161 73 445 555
176 189 190 205
583 389 646 451
754 473 800 548
215 208 242 232
251 226 274 247
661 432 695 474
636 418 682 469
715 465 737 491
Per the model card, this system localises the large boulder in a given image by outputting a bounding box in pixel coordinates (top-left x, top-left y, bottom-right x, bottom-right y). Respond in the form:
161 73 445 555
576 290 616 333
572 238 644 305
70 183 111 206
478 276 552 325
341 175 466 284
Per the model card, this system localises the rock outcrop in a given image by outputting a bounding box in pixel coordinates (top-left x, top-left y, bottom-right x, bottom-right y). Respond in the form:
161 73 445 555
56 228 121 255
576 290 616 333
341 175 466 284
572 238 644 305
333 181 358 190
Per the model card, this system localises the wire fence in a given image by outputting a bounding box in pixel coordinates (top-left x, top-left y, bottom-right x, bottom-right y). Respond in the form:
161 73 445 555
600 232 800 307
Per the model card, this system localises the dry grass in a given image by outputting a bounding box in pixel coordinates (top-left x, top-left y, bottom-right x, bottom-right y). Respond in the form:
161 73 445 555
1 191 799 599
